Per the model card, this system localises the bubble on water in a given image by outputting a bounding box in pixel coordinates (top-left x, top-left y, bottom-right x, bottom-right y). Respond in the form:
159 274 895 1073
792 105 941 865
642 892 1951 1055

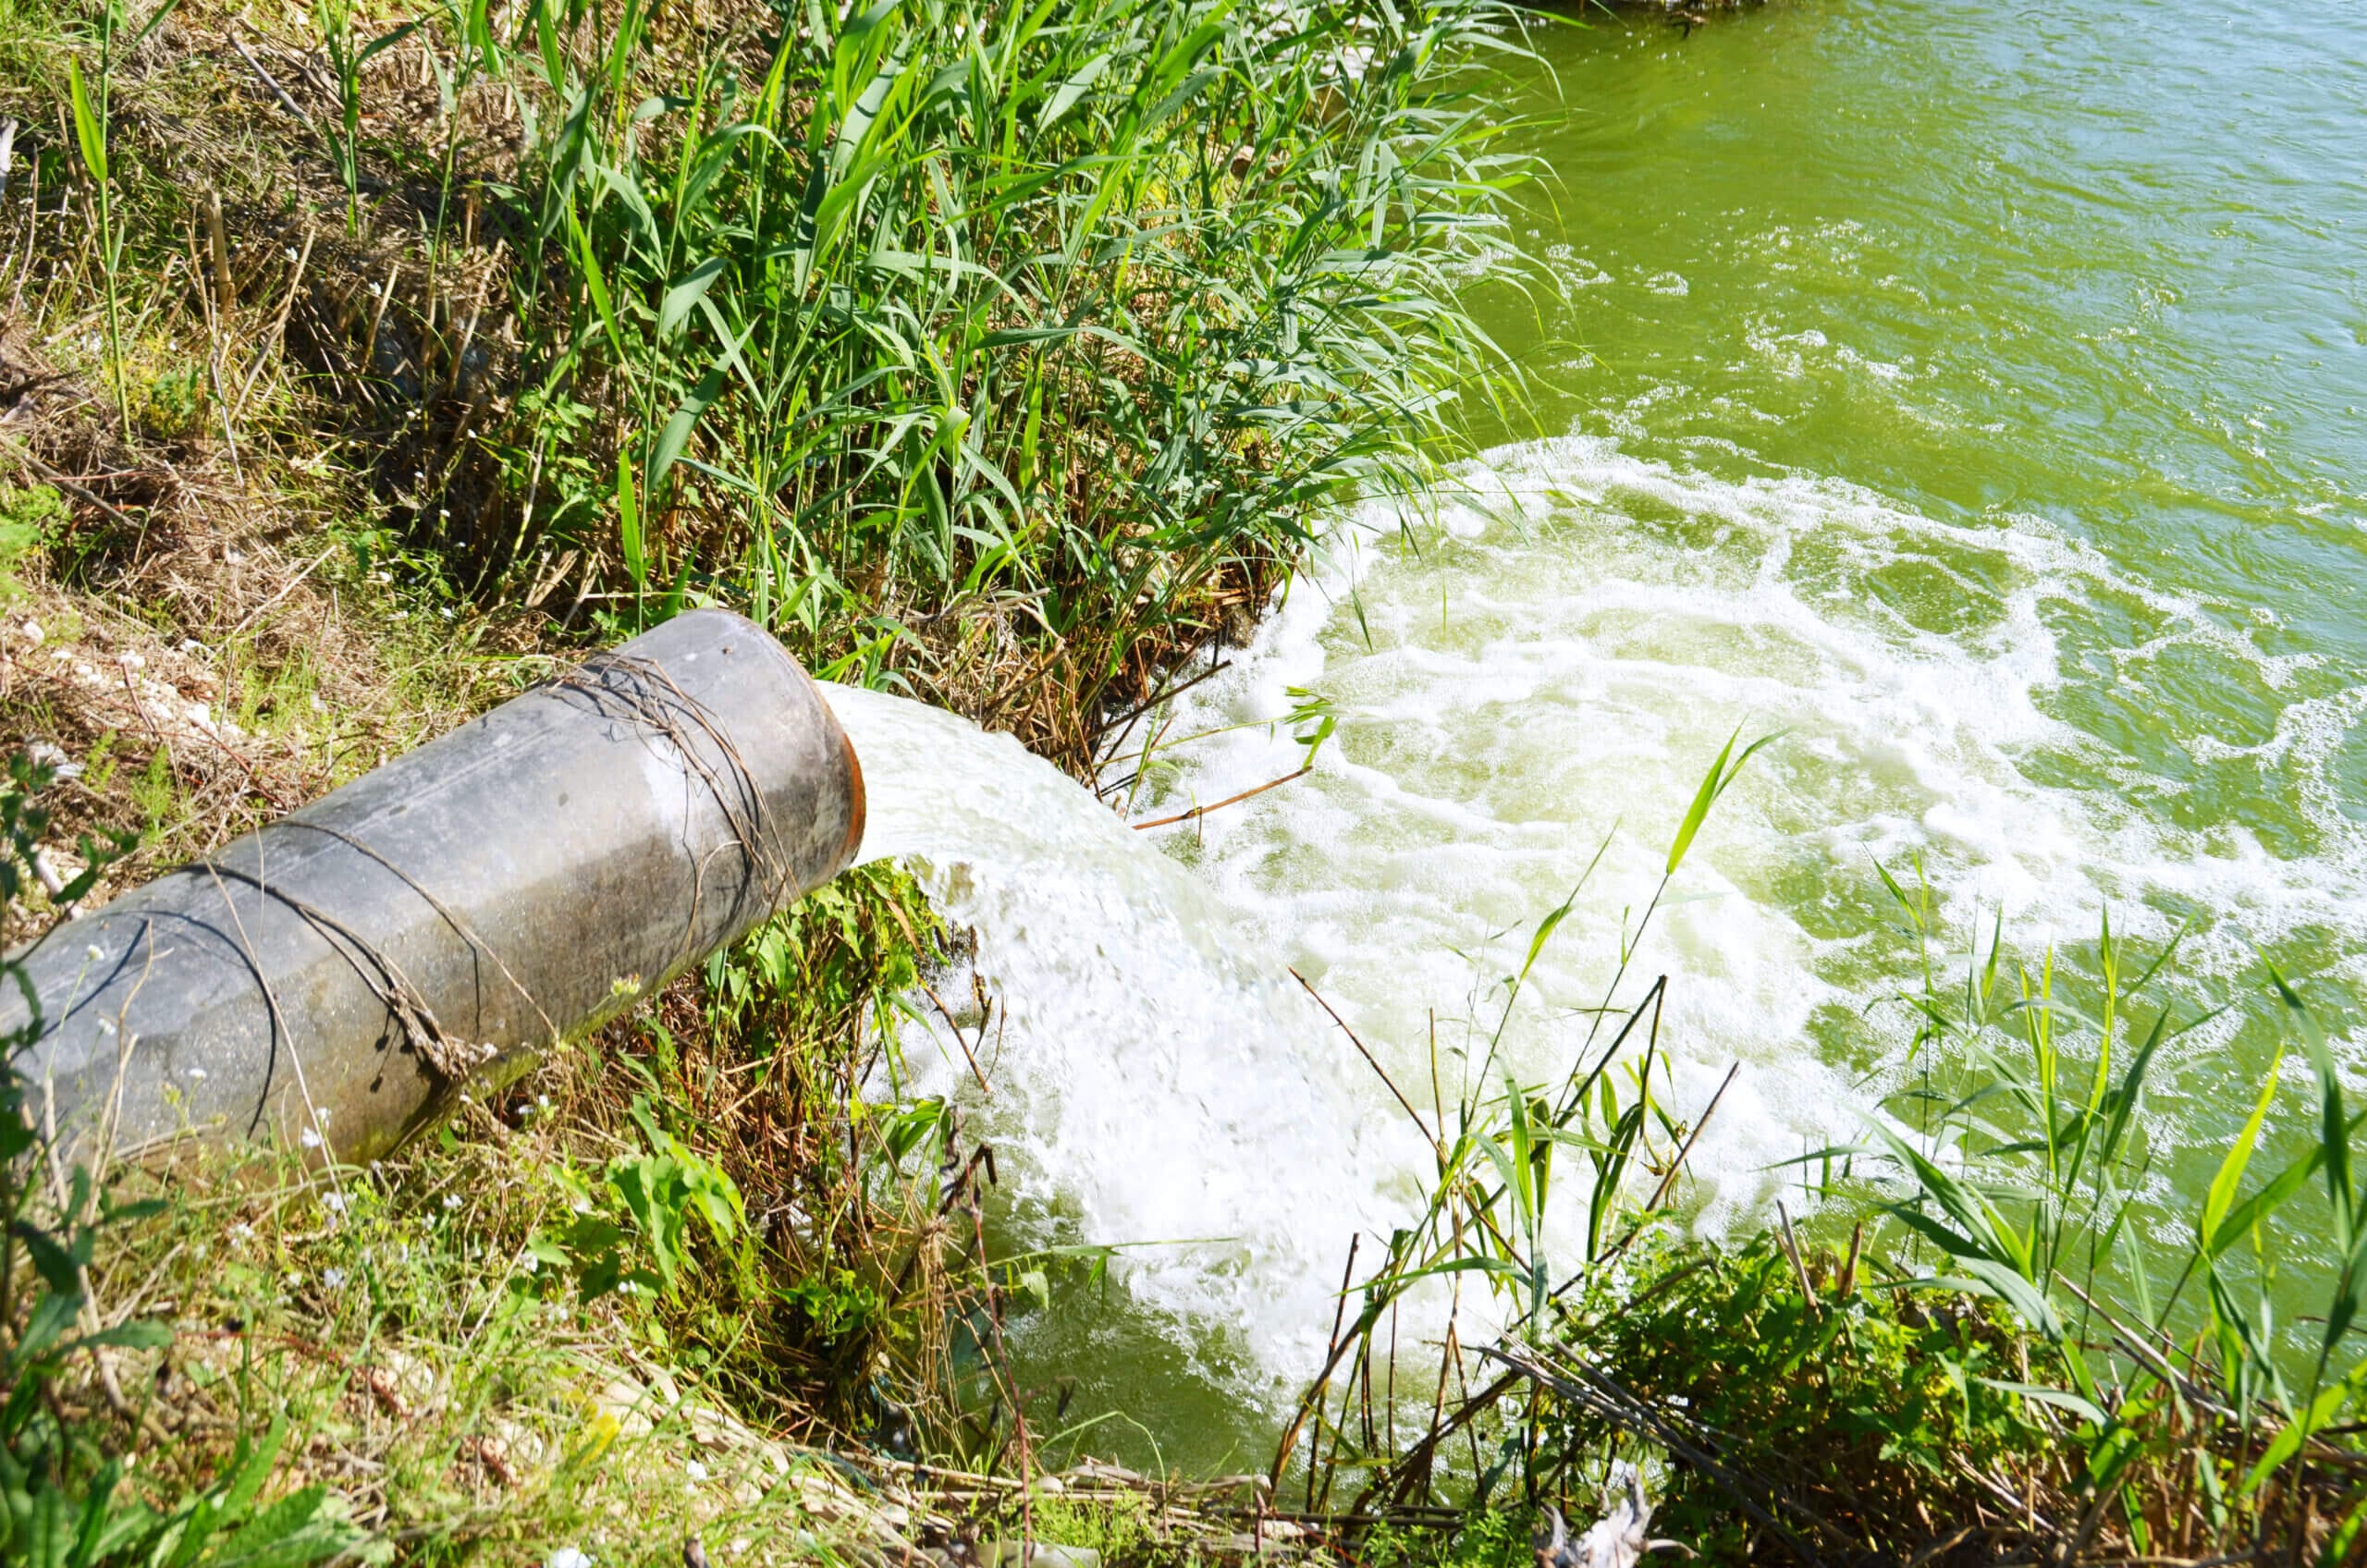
826 432 2367 1420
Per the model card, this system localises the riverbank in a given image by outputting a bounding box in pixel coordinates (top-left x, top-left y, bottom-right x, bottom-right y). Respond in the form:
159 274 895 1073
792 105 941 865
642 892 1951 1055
7 0 2367 1562
0 0 1527 1559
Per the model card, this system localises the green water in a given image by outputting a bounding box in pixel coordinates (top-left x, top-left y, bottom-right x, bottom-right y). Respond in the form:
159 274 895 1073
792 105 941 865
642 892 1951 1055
1000 0 2367 1474
1438 0 2367 1136
1477 0 2367 765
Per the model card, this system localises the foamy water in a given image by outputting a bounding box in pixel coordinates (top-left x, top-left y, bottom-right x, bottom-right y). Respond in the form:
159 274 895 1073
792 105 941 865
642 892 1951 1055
826 429 2367 1423
828 685 1402 1401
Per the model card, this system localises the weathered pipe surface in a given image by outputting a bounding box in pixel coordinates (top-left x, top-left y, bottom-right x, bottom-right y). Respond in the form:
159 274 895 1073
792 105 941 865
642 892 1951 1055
4 609 865 1162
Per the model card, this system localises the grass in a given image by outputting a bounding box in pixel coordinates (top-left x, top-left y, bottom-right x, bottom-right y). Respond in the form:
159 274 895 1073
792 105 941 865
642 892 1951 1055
6 0 1539 766
0 0 1539 1558
1262 741 2367 1563
20 0 2318 1561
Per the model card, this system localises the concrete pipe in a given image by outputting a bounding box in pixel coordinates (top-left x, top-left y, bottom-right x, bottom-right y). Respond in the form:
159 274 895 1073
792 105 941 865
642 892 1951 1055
3 608 865 1162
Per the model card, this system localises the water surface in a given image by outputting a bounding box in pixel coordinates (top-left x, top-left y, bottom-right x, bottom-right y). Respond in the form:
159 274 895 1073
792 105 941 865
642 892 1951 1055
867 0 2367 1473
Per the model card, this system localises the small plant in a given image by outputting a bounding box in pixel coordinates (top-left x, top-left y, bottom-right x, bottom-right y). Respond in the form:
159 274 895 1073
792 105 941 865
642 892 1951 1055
313 0 417 232
64 54 123 439
61 0 181 439
0 483 64 602
528 1094 745 1303
138 361 205 441
1019 1492 1156 1561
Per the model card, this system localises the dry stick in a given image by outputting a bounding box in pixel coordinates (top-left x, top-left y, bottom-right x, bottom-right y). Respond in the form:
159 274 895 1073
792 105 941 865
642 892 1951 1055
1131 763 1309 830
1292 968 1431 1148
1272 1232 1359 1497
231 30 317 130
1594 1060 1742 1275
205 191 235 318
1482 1343 1823 1565
233 226 314 424
958 1161 1035 1551
2049 1270 2235 1422
1642 1060 1739 1215
219 545 335 642
1316 1324 1364 1514
1775 1200 1822 1319
1091 655 1232 770
1413 1307 1456 1506
181 217 241 483
0 436 140 531
359 254 401 401
915 978 992 1097
1357 1322 1377 1453
8 147 35 318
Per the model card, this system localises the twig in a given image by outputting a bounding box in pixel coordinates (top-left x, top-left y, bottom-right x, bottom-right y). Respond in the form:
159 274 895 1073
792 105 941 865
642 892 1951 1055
1092 656 1232 766
1481 1342 1824 1565
220 545 335 642
0 435 140 531
234 224 314 424
1291 967 1431 1148
1132 763 1308 830
916 978 992 1098
205 190 235 318
1594 1060 1740 1272
1775 1201 1821 1319
1645 1061 1737 1214
1270 1233 1359 1494
359 255 401 399
231 31 318 130
2049 1270 2233 1420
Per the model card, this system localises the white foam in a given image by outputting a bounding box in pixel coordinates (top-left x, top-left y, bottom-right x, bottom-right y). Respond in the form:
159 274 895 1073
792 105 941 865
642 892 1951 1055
825 432 2367 1415
1148 436 2367 977
1118 435 2367 1336
830 685 1412 1404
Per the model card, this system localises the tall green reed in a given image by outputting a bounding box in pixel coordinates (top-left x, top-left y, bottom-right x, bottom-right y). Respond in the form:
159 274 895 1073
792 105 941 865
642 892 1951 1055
60 0 180 441
474 0 1533 723
314 0 417 234
1855 868 2367 1540
1269 743 2367 1556
1269 727 1774 1512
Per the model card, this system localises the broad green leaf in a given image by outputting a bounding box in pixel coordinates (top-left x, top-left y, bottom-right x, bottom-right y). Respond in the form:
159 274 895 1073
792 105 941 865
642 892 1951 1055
617 449 644 587
67 59 105 187
2201 1046 2284 1254
1040 51 1112 129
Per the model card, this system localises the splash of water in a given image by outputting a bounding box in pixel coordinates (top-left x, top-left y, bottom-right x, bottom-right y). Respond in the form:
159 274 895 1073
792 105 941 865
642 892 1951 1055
825 685 1412 1403
822 426 2367 1427
821 516 1884 1415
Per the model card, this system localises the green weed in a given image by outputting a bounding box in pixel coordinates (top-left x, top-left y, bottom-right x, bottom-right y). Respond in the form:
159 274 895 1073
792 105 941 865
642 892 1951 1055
1277 736 2367 1562
0 484 64 603
1022 1491 1156 1559
426 0 1539 760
